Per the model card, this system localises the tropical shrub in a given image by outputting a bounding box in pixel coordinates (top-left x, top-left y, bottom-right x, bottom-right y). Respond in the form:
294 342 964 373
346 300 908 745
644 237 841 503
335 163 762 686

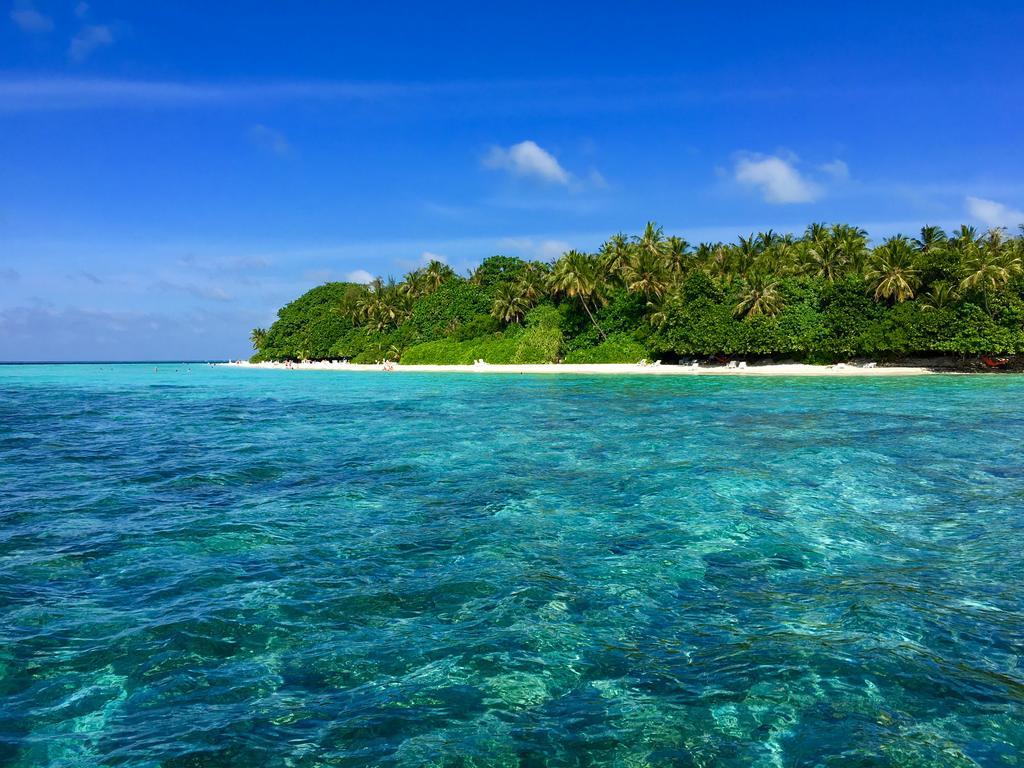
564 333 647 363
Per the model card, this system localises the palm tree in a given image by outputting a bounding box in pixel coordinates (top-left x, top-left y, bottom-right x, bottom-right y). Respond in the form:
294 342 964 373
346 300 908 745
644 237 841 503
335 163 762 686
423 260 454 292
919 281 958 311
549 250 607 339
798 224 861 280
377 291 413 331
949 224 982 267
914 225 948 253
804 222 829 246
491 283 531 324
663 236 690 277
400 269 429 299
755 230 780 251
832 224 869 273
959 233 1022 314
734 234 760 275
803 239 847 282
733 273 784 319
622 247 669 301
952 224 980 247
865 237 920 303
646 297 669 329
515 263 548 303
634 221 668 263
353 277 412 332
599 233 633 281
249 327 268 350
764 237 800 276
352 280 382 324
699 243 733 284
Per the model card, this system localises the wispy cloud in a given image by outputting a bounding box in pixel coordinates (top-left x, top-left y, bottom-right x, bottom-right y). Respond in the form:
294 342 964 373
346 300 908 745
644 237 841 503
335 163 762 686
819 159 850 181
0 75 925 116
587 169 610 189
9 1 52 32
965 196 1024 229
69 24 115 62
0 77 425 112
217 255 272 273
421 201 469 219
78 270 103 284
174 253 272 275
248 124 291 155
483 140 571 185
734 153 822 204
155 280 233 302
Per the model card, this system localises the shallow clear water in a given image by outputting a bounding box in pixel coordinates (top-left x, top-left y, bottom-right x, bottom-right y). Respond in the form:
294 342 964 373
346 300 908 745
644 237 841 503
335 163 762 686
1 364 1023 767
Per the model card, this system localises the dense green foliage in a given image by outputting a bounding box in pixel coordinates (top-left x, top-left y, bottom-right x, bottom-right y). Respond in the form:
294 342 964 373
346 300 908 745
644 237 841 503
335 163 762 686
252 223 1024 363
564 334 649 364
252 282 360 361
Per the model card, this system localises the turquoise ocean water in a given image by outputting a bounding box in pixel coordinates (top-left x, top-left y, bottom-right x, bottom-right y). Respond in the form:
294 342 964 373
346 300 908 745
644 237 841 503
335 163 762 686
1 363 1023 766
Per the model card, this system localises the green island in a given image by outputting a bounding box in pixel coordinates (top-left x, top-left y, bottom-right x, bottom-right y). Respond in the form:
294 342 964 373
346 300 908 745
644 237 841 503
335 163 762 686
250 222 1024 367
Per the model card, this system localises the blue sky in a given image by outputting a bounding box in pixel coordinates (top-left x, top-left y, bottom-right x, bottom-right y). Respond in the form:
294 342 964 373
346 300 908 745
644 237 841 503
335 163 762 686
2 1 1023 360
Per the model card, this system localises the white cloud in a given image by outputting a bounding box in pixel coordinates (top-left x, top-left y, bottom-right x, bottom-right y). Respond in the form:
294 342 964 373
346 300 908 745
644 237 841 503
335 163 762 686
819 159 849 181
10 1 53 32
419 251 447 264
734 154 822 204
483 140 570 185
497 237 571 261
965 196 1024 229
69 24 114 62
345 269 375 284
248 124 290 155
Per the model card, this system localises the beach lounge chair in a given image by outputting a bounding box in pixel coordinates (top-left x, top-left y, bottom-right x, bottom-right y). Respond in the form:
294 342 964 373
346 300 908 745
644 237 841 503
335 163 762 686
863 362 877 369
738 361 747 369
727 360 738 369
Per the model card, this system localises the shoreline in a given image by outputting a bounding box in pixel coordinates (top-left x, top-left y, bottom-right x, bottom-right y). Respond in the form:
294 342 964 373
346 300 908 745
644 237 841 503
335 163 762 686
219 361 940 376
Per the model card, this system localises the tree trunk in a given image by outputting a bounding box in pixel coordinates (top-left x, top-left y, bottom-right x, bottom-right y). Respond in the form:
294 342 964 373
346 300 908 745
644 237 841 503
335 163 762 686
581 298 607 341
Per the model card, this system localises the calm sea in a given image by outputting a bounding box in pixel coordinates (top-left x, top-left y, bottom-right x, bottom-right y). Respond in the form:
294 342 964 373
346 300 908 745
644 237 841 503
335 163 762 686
2 364 1022 766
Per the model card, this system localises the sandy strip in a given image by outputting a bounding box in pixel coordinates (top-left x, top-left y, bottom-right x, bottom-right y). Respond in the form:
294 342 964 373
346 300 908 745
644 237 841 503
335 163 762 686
220 361 935 376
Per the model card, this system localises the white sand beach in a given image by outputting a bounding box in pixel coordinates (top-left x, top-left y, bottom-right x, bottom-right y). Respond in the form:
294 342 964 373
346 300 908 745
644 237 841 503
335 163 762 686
220 360 936 376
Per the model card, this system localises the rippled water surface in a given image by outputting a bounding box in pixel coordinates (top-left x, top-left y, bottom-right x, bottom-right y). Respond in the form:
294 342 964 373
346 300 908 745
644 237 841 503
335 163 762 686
2 364 1023 767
